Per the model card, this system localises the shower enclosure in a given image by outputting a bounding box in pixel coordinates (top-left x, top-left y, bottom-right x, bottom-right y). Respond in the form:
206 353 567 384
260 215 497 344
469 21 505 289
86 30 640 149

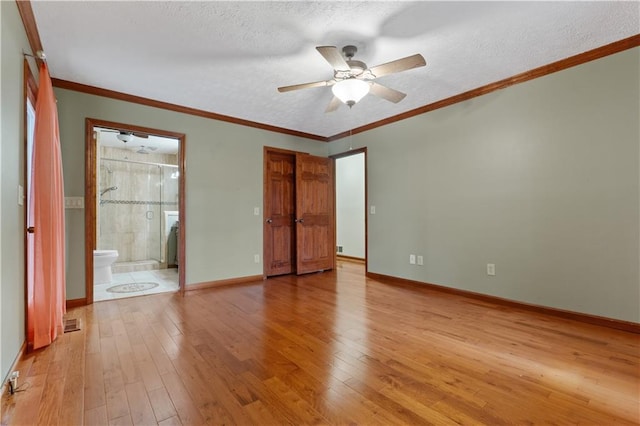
97 147 179 272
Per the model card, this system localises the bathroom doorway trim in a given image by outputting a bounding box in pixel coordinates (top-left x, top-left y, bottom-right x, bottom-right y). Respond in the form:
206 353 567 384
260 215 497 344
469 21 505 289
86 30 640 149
84 118 187 304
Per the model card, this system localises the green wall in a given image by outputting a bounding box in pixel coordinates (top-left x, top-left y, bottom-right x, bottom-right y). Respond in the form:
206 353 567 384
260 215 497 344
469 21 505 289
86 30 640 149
330 47 640 323
54 88 328 299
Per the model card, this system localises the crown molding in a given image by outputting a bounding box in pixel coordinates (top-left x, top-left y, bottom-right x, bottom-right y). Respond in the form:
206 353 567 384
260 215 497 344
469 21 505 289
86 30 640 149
52 78 328 142
327 34 640 141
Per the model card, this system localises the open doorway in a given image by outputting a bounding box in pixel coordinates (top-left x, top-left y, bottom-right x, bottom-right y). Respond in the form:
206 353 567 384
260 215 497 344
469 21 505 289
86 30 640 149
332 148 367 269
85 118 186 303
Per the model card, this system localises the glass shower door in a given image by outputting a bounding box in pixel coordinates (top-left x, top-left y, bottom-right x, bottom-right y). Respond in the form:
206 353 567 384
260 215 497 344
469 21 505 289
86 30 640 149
145 164 162 263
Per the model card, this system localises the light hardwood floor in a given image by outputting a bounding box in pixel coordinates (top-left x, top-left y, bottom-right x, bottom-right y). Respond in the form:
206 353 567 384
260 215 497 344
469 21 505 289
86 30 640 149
2 261 639 425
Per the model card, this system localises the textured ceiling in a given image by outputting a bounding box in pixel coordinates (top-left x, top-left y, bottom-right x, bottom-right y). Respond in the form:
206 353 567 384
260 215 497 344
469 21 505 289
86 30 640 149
31 1 639 139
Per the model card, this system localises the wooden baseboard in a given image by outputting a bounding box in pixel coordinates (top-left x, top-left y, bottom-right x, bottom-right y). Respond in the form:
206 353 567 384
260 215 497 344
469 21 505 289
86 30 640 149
66 298 87 309
366 272 640 334
337 255 366 264
1 341 27 398
186 275 264 292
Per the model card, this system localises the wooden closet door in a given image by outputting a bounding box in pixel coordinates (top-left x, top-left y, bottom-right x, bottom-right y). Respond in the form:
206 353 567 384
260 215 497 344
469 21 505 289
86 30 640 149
264 151 296 276
295 154 335 274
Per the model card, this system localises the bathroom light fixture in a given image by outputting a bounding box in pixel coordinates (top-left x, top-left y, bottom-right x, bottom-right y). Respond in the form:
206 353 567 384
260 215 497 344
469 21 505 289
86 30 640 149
331 78 370 107
116 132 135 143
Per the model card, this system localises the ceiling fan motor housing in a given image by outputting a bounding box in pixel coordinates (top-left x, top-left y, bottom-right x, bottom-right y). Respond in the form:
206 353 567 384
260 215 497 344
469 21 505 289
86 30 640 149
341 46 368 78
346 60 367 75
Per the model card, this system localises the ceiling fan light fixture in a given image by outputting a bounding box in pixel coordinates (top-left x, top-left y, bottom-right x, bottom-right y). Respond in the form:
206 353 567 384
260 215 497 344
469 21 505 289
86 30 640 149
116 133 135 143
332 78 370 106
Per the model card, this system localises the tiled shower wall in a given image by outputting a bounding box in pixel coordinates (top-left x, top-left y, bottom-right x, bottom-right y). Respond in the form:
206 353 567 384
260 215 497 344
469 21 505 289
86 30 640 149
98 146 179 264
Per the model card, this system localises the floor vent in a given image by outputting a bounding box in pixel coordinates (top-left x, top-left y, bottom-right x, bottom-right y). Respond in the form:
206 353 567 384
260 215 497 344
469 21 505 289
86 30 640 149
64 318 81 333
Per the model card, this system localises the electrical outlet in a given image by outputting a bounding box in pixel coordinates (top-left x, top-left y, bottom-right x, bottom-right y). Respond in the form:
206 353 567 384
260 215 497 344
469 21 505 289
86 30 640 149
409 254 416 265
487 263 496 276
370 205 376 214
417 255 424 266
254 254 260 263
64 197 85 209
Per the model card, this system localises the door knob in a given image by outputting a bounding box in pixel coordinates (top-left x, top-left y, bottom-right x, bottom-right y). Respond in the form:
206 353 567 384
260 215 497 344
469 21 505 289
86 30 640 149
298 218 304 223
266 218 273 223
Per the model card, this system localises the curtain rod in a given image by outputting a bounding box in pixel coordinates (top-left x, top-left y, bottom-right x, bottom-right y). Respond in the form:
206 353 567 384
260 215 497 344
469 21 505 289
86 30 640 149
23 50 47 62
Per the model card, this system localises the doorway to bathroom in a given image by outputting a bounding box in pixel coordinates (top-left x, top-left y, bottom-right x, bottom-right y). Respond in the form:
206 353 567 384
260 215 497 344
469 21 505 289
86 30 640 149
85 119 186 303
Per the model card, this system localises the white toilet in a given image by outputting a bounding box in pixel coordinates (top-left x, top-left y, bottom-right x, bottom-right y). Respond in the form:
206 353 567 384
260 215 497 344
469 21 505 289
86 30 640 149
93 250 119 285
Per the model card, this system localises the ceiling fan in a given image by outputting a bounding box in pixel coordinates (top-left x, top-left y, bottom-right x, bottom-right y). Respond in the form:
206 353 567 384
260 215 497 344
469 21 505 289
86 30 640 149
278 45 426 112
99 128 149 143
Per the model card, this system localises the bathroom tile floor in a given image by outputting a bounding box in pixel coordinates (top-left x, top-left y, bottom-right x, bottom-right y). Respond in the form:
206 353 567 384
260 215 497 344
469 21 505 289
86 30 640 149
94 268 179 301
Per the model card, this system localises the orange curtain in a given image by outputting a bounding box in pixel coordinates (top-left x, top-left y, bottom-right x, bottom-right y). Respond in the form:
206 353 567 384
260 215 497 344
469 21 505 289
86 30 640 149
27 62 66 350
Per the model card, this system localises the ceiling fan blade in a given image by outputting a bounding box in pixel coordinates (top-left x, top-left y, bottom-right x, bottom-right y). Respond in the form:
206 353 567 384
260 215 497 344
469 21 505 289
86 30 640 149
278 80 331 93
316 46 350 71
99 128 148 139
369 54 426 78
369 82 407 103
325 96 342 113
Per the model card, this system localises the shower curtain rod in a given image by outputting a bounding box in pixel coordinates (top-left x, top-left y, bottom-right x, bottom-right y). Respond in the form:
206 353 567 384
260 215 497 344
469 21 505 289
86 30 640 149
101 157 178 168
